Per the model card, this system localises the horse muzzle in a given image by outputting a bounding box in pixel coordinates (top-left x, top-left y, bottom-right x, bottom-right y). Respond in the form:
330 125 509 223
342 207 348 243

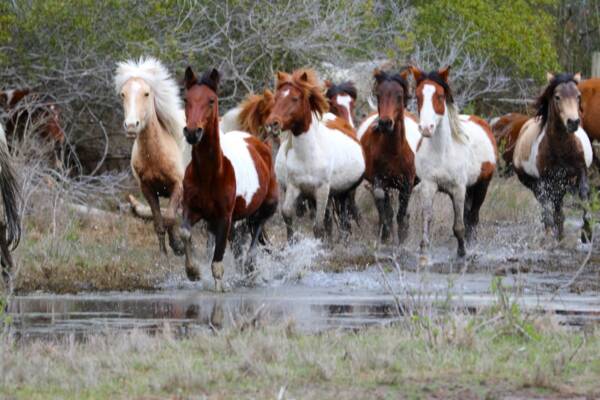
265 121 282 137
184 127 204 145
566 118 580 134
376 118 394 134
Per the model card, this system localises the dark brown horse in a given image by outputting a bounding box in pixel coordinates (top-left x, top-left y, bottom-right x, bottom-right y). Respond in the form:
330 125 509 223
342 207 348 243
0 88 65 167
513 73 592 242
360 69 415 243
181 67 278 291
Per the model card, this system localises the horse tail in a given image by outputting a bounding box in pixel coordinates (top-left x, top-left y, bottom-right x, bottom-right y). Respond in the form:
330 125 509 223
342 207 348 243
0 127 22 250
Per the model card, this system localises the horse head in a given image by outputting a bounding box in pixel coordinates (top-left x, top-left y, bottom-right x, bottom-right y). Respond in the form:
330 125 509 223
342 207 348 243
372 69 410 135
536 72 582 134
182 67 220 145
410 65 453 138
324 80 357 126
118 77 155 137
265 69 328 136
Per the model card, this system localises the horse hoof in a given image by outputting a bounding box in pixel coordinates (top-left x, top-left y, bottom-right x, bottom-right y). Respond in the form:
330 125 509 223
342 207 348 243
185 266 201 281
169 240 185 257
214 279 228 292
418 255 429 268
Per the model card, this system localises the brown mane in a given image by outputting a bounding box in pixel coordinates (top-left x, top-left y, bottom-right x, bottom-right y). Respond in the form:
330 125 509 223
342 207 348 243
276 69 329 117
238 89 274 136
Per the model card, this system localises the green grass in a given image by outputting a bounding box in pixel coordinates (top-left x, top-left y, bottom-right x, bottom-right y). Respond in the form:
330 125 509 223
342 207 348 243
1 318 599 399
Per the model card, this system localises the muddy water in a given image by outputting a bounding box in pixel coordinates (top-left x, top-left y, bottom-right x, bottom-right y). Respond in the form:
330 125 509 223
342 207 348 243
8 267 600 340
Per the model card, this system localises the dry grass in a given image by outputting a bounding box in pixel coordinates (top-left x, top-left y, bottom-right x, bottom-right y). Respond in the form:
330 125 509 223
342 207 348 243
1 316 599 399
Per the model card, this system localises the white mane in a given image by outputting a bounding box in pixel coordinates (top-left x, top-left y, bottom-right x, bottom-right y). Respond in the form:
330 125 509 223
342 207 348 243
114 57 186 150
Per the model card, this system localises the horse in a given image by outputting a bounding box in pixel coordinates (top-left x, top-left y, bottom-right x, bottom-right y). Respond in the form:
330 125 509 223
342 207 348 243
220 89 275 139
114 57 189 257
0 122 22 286
360 69 416 243
264 69 365 240
324 80 357 128
409 66 497 265
513 73 593 242
491 112 529 174
356 102 420 146
579 78 600 165
0 88 65 168
180 67 278 291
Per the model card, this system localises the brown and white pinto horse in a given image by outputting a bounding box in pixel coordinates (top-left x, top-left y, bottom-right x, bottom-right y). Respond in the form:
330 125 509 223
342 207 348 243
361 69 416 243
265 69 365 240
513 73 593 242
220 89 275 139
0 88 65 167
491 112 529 174
410 66 497 264
181 67 278 291
324 80 357 128
114 57 189 257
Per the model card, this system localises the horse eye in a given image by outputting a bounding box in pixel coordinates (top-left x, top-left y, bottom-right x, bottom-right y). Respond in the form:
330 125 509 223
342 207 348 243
555 95 560 101
292 96 300 102
120 92 125 98
144 92 149 97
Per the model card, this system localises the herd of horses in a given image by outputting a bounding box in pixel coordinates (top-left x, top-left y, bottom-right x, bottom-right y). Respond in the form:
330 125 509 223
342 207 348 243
0 56 598 291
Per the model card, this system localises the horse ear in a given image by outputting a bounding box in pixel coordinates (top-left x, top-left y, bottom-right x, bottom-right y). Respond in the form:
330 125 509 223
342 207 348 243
276 71 288 85
209 68 220 89
300 71 308 82
184 66 197 89
546 72 555 83
263 89 274 101
573 72 582 84
400 68 411 83
372 68 382 79
408 66 424 83
438 66 451 82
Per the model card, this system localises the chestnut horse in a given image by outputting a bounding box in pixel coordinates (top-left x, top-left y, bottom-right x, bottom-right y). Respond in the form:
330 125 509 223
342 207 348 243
513 73 592 241
0 88 65 168
181 67 278 291
361 69 416 243
491 112 529 174
0 122 21 285
410 66 497 265
265 69 365 240
114 57 189 256
324 80 357 128
579 78 600 165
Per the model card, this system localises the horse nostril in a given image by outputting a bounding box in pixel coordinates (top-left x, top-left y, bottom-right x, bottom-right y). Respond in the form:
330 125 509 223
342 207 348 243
135 121 140 127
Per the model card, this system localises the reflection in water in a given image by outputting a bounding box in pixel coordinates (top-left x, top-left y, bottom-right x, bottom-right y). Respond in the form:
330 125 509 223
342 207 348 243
7 289 401 340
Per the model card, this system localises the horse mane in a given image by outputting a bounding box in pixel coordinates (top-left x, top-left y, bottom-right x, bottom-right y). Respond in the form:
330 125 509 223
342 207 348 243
277 69 329 117
535 73 579 127
373 69 409 106
325 81 357 101
114 57 185 144
238 90 274 135
414 70 455 104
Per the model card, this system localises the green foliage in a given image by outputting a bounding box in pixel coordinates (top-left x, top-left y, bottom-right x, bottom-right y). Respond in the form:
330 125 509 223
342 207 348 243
415 0 560 81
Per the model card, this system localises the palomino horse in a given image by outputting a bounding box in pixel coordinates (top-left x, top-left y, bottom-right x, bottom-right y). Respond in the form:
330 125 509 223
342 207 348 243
324 80 357 128
181 67 278 291
410 66 497 264
114 57 189 256
361 69 416 243
0 88 65 168
265 69 365 240
491 112 529 174
513 73 592 241
0 123 22 285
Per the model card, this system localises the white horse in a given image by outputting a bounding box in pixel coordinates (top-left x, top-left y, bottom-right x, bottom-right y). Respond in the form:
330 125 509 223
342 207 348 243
0 122 22 285
265 69 365 239
410 66 497 265
114 57 190 256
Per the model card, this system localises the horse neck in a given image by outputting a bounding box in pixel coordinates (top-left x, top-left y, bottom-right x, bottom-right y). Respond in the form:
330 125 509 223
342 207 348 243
136 110 165 149
382 109 408 152
290 113 320 159
192 112 223 175
430 108 453 153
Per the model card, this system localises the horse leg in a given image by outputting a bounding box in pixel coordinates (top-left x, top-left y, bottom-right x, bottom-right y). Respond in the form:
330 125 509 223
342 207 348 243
536 185 555 240
210 217 232 292
229 222 246 263
396 181 412 245
180 217 200 281
464 179 490 245
336 193 352 240
245 198 277 276
418 181 436 265
313 183 331 238
324 199 333 240
141 184 167 255
578 169 592 243
165 182 185 256
553 194 565 241
347 188 362 225
282 184 301 243
0 222 14 287
449 185 467 258
373 183 390 242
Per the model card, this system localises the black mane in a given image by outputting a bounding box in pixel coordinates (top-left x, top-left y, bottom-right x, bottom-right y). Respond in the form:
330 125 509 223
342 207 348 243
197 70 219 93
414 70 454 104
534 73 578 127
325 81 357 100
373 69 409 106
